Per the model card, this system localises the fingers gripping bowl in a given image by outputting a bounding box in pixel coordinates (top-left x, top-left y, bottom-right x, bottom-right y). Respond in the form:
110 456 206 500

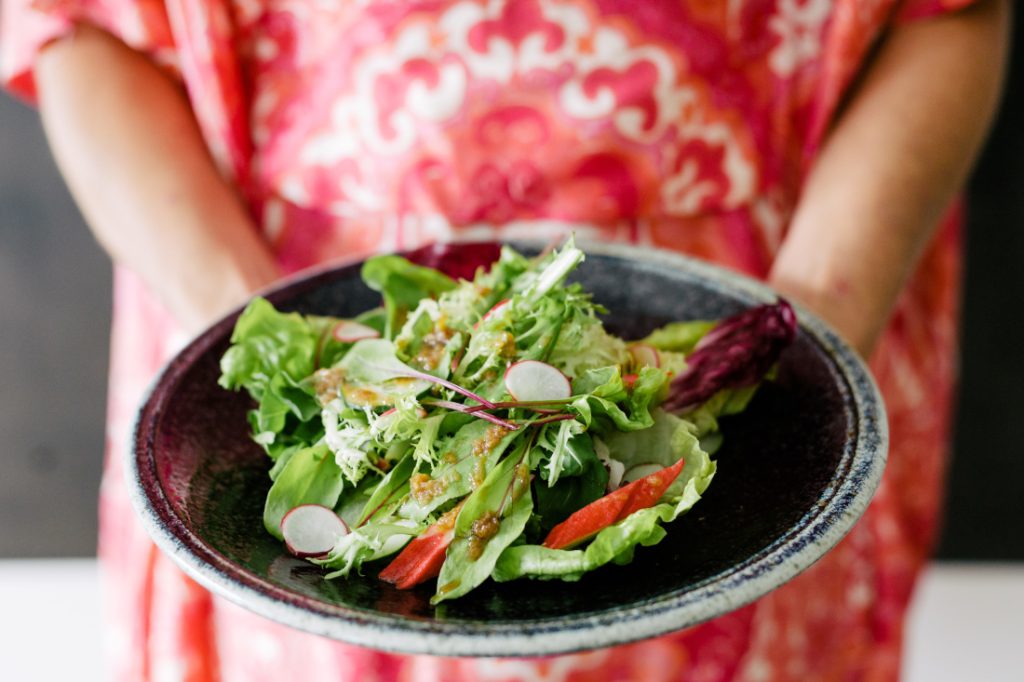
128 240 887 657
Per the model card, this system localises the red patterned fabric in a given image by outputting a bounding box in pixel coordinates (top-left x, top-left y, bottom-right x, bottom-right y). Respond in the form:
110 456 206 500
2 1 974 679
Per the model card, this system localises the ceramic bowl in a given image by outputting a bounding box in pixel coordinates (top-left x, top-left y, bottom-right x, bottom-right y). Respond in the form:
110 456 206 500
128 240 887 657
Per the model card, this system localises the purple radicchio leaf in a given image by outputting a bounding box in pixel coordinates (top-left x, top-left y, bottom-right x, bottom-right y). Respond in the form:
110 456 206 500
662 299 797 412
403 242 503 282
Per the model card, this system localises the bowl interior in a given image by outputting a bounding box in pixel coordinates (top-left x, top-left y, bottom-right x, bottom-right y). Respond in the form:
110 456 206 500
139 244 859 642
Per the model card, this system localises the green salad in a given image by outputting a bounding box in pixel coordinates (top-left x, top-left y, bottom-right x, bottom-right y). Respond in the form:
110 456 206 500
218 239 796 603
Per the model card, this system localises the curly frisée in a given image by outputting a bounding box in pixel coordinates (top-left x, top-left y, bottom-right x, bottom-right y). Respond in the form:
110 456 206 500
218 239 797 603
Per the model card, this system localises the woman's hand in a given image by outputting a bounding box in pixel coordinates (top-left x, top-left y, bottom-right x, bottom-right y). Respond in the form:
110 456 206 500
769 0 1010 358
35 24 280 335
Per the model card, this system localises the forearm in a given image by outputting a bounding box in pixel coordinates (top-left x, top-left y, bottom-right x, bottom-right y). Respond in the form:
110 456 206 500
35 24 279 334
770 0 1009 357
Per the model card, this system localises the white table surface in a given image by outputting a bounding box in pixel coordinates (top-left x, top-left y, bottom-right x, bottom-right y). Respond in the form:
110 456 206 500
1 560 1022 681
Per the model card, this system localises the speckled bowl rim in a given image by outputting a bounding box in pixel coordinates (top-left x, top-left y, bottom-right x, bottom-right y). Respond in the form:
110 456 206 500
127 240 888 657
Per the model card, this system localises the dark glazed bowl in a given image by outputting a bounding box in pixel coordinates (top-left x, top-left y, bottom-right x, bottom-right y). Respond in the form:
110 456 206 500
128 240 887 657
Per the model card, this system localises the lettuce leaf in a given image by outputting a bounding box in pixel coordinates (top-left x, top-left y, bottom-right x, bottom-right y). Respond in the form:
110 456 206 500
432 443 533 603
492 435 714 583
317 519 423 579
547 310 629 378
641 320 716 354
219 297 347 399
532 431 608 532
601 408 700 498
398 420 522 521
569 366 670 433
601 409 694 470
535 419 586 485
329 338 433 406
515 237 585 304
680 385 761 439
220 298 357 458
263 442 345 540
361 255 456 339
356 453 415 526
246 371 322 458
334 474 381 528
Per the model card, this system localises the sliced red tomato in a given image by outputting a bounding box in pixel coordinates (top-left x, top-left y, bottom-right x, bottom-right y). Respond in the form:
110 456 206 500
542 456 686 550
378 530 454 589
622 373 638 390
379 504 461 589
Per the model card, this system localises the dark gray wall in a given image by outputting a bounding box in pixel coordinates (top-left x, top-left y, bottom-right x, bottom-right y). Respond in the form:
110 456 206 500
1 15 1022 558
936 16 1024 559
1 94 110 556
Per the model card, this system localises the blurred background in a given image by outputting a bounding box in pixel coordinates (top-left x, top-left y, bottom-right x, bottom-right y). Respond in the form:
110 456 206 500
2 11 1024 681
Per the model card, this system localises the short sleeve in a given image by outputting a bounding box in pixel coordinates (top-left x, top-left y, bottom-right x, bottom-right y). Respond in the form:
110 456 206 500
894 0 980 23
1 0 177 102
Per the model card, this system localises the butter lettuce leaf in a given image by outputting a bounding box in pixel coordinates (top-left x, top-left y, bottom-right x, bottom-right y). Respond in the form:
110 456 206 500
263 443 345 540
641 320 716 354
361 255 456 338
219 297 349 399
493 438 715 583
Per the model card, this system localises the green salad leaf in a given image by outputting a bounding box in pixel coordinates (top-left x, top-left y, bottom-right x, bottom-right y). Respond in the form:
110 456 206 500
361 255 456 339
533 431 608 531
219 297 349 398
399 419 522 521
356 453 415 526
331 338 433 406
263 443 345 540
493 434 715 582
432 442 533 603
641 319 716 354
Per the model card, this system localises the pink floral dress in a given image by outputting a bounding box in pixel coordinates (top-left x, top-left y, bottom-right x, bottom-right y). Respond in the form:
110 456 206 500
3 0 974 679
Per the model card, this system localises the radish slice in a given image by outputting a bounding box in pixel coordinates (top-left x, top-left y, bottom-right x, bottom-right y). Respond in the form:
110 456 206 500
371 408 398 436
504 360 571 403
373 406 427 435
484 299 511 321
280 504 349 558
333 321 380 343
594 438 625 491
606 459 625 491
622 463 664 485
474 299 511 329
628 344 660 368
379 406 426 420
